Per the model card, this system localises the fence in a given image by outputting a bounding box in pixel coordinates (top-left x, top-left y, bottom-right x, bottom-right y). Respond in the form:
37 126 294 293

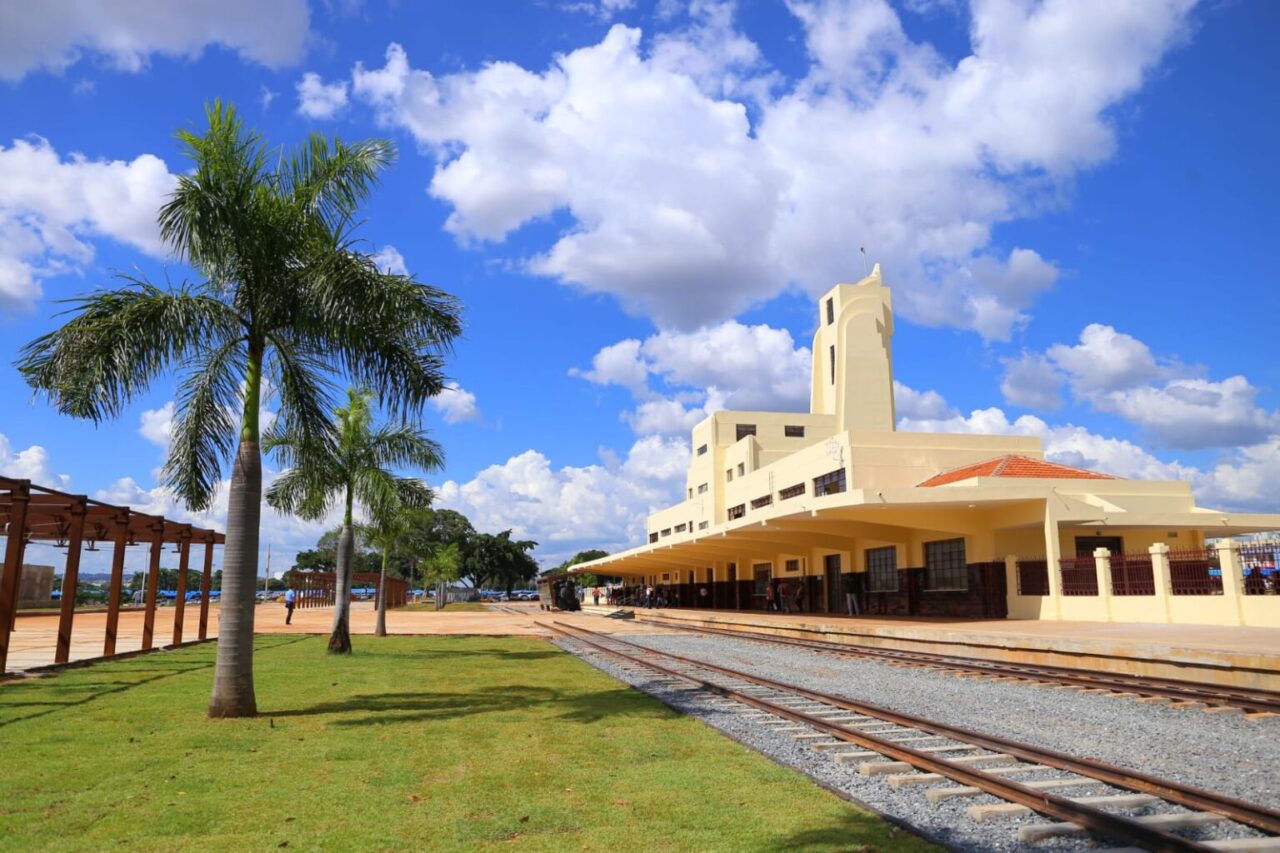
1110 552 1155 596
1168 549 1223 596
1059 556 1098 596
1016 559 1049 596
1238 543 1278 595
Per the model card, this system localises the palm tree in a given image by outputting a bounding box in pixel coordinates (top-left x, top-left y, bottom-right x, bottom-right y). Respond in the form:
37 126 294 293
16 102 461 717
266 388 441 652
362 503 419 637
418 539 463 611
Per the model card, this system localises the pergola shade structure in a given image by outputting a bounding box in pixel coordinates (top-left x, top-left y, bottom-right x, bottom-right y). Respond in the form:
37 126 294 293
0 476 224 673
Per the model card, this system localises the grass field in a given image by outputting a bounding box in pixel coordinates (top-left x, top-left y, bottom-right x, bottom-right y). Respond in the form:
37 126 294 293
0 635 935 852
400 601 492 612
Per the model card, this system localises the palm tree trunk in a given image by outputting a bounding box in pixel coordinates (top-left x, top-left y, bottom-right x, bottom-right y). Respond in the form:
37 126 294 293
208 347 263 718
375 546 388 637
328 488 355 653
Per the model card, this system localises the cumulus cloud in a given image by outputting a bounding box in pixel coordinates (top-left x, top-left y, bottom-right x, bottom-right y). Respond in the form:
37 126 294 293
1000 352 1064 410
0 137 177 311
0 0 311 81
372 244 408 275
138 401 177 447
0 433 70 489
296 72 349 119
429 383 482 425
347 0 1193 336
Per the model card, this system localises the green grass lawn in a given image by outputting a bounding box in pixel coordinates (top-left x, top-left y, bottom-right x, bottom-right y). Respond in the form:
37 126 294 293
0 635 935 852
400 601 495 612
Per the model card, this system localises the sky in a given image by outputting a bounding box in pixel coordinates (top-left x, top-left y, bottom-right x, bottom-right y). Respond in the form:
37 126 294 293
0 0 1277 577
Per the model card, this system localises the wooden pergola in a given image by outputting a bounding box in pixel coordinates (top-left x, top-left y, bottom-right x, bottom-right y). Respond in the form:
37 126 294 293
0 476 224 673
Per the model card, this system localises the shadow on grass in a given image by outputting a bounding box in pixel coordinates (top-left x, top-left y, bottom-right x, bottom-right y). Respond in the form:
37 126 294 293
762 812 936 852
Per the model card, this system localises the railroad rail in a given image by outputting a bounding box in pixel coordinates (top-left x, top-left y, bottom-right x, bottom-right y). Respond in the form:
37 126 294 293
542 620 1280 852
636 616 1280 716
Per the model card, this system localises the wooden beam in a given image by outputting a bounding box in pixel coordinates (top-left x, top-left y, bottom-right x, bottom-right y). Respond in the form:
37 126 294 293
140 521 164 650
172 528 192 645
103 513 130 657
198 540 214 640
0 481 31 674
54 500 88 664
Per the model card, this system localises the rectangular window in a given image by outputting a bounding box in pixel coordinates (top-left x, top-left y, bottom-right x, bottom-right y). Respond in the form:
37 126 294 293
866 546 898 592
660 528 671 538
826 297 834 325
829 345 836 384
674 523 687 533
784 425 805 438
737 462 745 476
736 423 756 441
696 444 708 456
726 469 733 482
750 494 772 509
779 483 805 500
687 488 693 499
728 504 746 520
697 483 708 494
784 558 803 572
649 532 658 544
925 538 968 591
813 468 847 496
698 520 708 530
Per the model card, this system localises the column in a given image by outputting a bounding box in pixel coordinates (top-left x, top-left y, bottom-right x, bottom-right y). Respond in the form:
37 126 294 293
141 522 163 651
0 481 31 674
1148 543 1173 623
54 501 88 664
172 530 192 645
1003 554 1019 615
1217 538 1246 626
1043 500 1063 620
103 513 129 657
1094 547 1114 622
198 540 214 640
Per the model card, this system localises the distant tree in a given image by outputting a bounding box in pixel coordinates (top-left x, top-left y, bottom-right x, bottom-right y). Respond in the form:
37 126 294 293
464 531 539 595
554 549 614 587
293 548 336 573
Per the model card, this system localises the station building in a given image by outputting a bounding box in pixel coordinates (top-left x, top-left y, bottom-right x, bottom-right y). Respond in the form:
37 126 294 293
574 267 1280 628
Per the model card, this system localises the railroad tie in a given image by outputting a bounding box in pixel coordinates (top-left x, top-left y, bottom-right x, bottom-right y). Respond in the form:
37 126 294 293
1015 809 1223 841
926 775 1095 804
886 764 1049 788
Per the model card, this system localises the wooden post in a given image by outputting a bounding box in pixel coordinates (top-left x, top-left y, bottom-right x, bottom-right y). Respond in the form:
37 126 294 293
141 522 163 650
54 500 88 664
198 539 214 640
103 512 130 657
0 481 31 674
172 529 191 645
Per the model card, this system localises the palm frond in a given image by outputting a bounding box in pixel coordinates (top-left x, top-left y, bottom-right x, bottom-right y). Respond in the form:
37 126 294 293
368 424 445 473
164 336 245 510
264 465 337 521
287 135 395 230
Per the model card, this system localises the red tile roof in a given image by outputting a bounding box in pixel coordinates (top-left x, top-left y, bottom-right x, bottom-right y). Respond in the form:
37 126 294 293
918 454 1119 487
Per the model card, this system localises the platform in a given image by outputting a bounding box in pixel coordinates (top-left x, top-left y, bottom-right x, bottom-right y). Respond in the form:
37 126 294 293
619 607 1280 692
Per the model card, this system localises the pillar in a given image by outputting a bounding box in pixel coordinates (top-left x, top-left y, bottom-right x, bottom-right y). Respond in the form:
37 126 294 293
1147 542 1173 624
172 531 191 645
198 540 214 640
54 501 88 664
1094 547 1114 622
140 523 163 650
1216 539 1246 626
103 513 129 657
1003 554 1019 614
0 481 31 674
1042 501 1063 620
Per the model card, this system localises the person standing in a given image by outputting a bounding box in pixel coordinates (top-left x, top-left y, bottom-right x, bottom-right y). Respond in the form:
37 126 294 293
284 587 296 625
592 587 601 606
765 582 776 612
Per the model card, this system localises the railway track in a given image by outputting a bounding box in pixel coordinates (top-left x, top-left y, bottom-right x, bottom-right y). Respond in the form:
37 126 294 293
636 616 1280 716
542 619 1280 852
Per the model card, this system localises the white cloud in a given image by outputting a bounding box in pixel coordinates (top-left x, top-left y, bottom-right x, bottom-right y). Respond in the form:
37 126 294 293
893 380 954 420
349 1 1193 335
1046 323 1171 395
562 0 636 20
372 244 408 275
435 435 688 565
0 433 70 489
0 0 311 81
138 401 177 447
296 72 349 119
430 382 481 425
0 137 177 311
259 85 279 109
1000 352 1064 410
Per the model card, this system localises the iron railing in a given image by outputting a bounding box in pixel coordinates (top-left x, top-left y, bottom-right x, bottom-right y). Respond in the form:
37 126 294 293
1016 559 1049 596
1238 543 1278 595
1059 556 1098 596
1168 548 1223 595
1110 553 1155 596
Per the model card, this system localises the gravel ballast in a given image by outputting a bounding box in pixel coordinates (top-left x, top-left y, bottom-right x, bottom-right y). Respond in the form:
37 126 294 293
553 629 1280 853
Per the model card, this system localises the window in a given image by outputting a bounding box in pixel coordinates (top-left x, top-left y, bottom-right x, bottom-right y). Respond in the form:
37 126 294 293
697 483 708 494
779 483 805 500
687 488 693 499
784 558 803 572
698 520 708 530
737 462 745 476
785 425 805 438
924 538 968 591
728 504 746 520
649 532 658 544
726 469 733 482
696 444 708 456
866 546 898 592
750 495 772 509
826 297 834 325
829 345 836 384
813 468 847 496
736 423 756 441
674 523 687 533
660 528 671 538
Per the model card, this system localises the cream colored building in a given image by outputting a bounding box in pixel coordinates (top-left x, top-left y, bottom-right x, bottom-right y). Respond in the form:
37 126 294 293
575 267 1280 628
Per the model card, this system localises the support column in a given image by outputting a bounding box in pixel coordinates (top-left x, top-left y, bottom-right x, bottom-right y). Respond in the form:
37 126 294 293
172 529 192 645
1148 542 1173 624
103 513 129 657
141 522 163 651
54 500 88 664
1043 500 1063 620
1003 554 1019 615
198 540 213 640
1094 547 1115 623
0 481 31 674
1217 539 1246 626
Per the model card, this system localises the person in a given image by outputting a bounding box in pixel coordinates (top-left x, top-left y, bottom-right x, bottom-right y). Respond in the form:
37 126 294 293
698 586 709 608
764 582 776 612
284 587 296 625
592 587 601 606
646 585 655 608
778 580 792 614
792 580 805 614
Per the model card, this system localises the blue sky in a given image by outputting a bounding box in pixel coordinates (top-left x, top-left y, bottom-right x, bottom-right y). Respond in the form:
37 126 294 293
0 0 1277 573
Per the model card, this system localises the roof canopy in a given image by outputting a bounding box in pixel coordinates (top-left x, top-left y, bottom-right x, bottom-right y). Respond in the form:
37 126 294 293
918 454 1118 488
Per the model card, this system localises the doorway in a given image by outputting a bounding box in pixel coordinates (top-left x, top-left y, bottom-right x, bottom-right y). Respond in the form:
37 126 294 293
752 562 772 610
824 553 843 614
1075 536 1123 558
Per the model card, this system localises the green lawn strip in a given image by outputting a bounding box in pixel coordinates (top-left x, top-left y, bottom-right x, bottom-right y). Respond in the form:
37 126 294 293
400 601 492 612
0 635 935 852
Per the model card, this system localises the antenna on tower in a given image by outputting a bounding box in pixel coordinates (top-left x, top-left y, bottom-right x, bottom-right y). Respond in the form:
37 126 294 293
859 246 869 279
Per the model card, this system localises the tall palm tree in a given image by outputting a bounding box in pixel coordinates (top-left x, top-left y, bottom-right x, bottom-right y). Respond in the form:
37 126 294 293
362 502 419 637
266 388 441 652
16 102 461 717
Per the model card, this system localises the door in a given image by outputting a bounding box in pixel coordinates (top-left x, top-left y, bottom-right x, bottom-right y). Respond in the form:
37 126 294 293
824 554 843 614
753 563 772 610
1075 536 1123 558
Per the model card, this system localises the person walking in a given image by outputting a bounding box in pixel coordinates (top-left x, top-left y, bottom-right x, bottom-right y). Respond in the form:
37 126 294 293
793 579 805 614
592 587 601 606
764 582 776 612
778 580 792 614
284 587 296 625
